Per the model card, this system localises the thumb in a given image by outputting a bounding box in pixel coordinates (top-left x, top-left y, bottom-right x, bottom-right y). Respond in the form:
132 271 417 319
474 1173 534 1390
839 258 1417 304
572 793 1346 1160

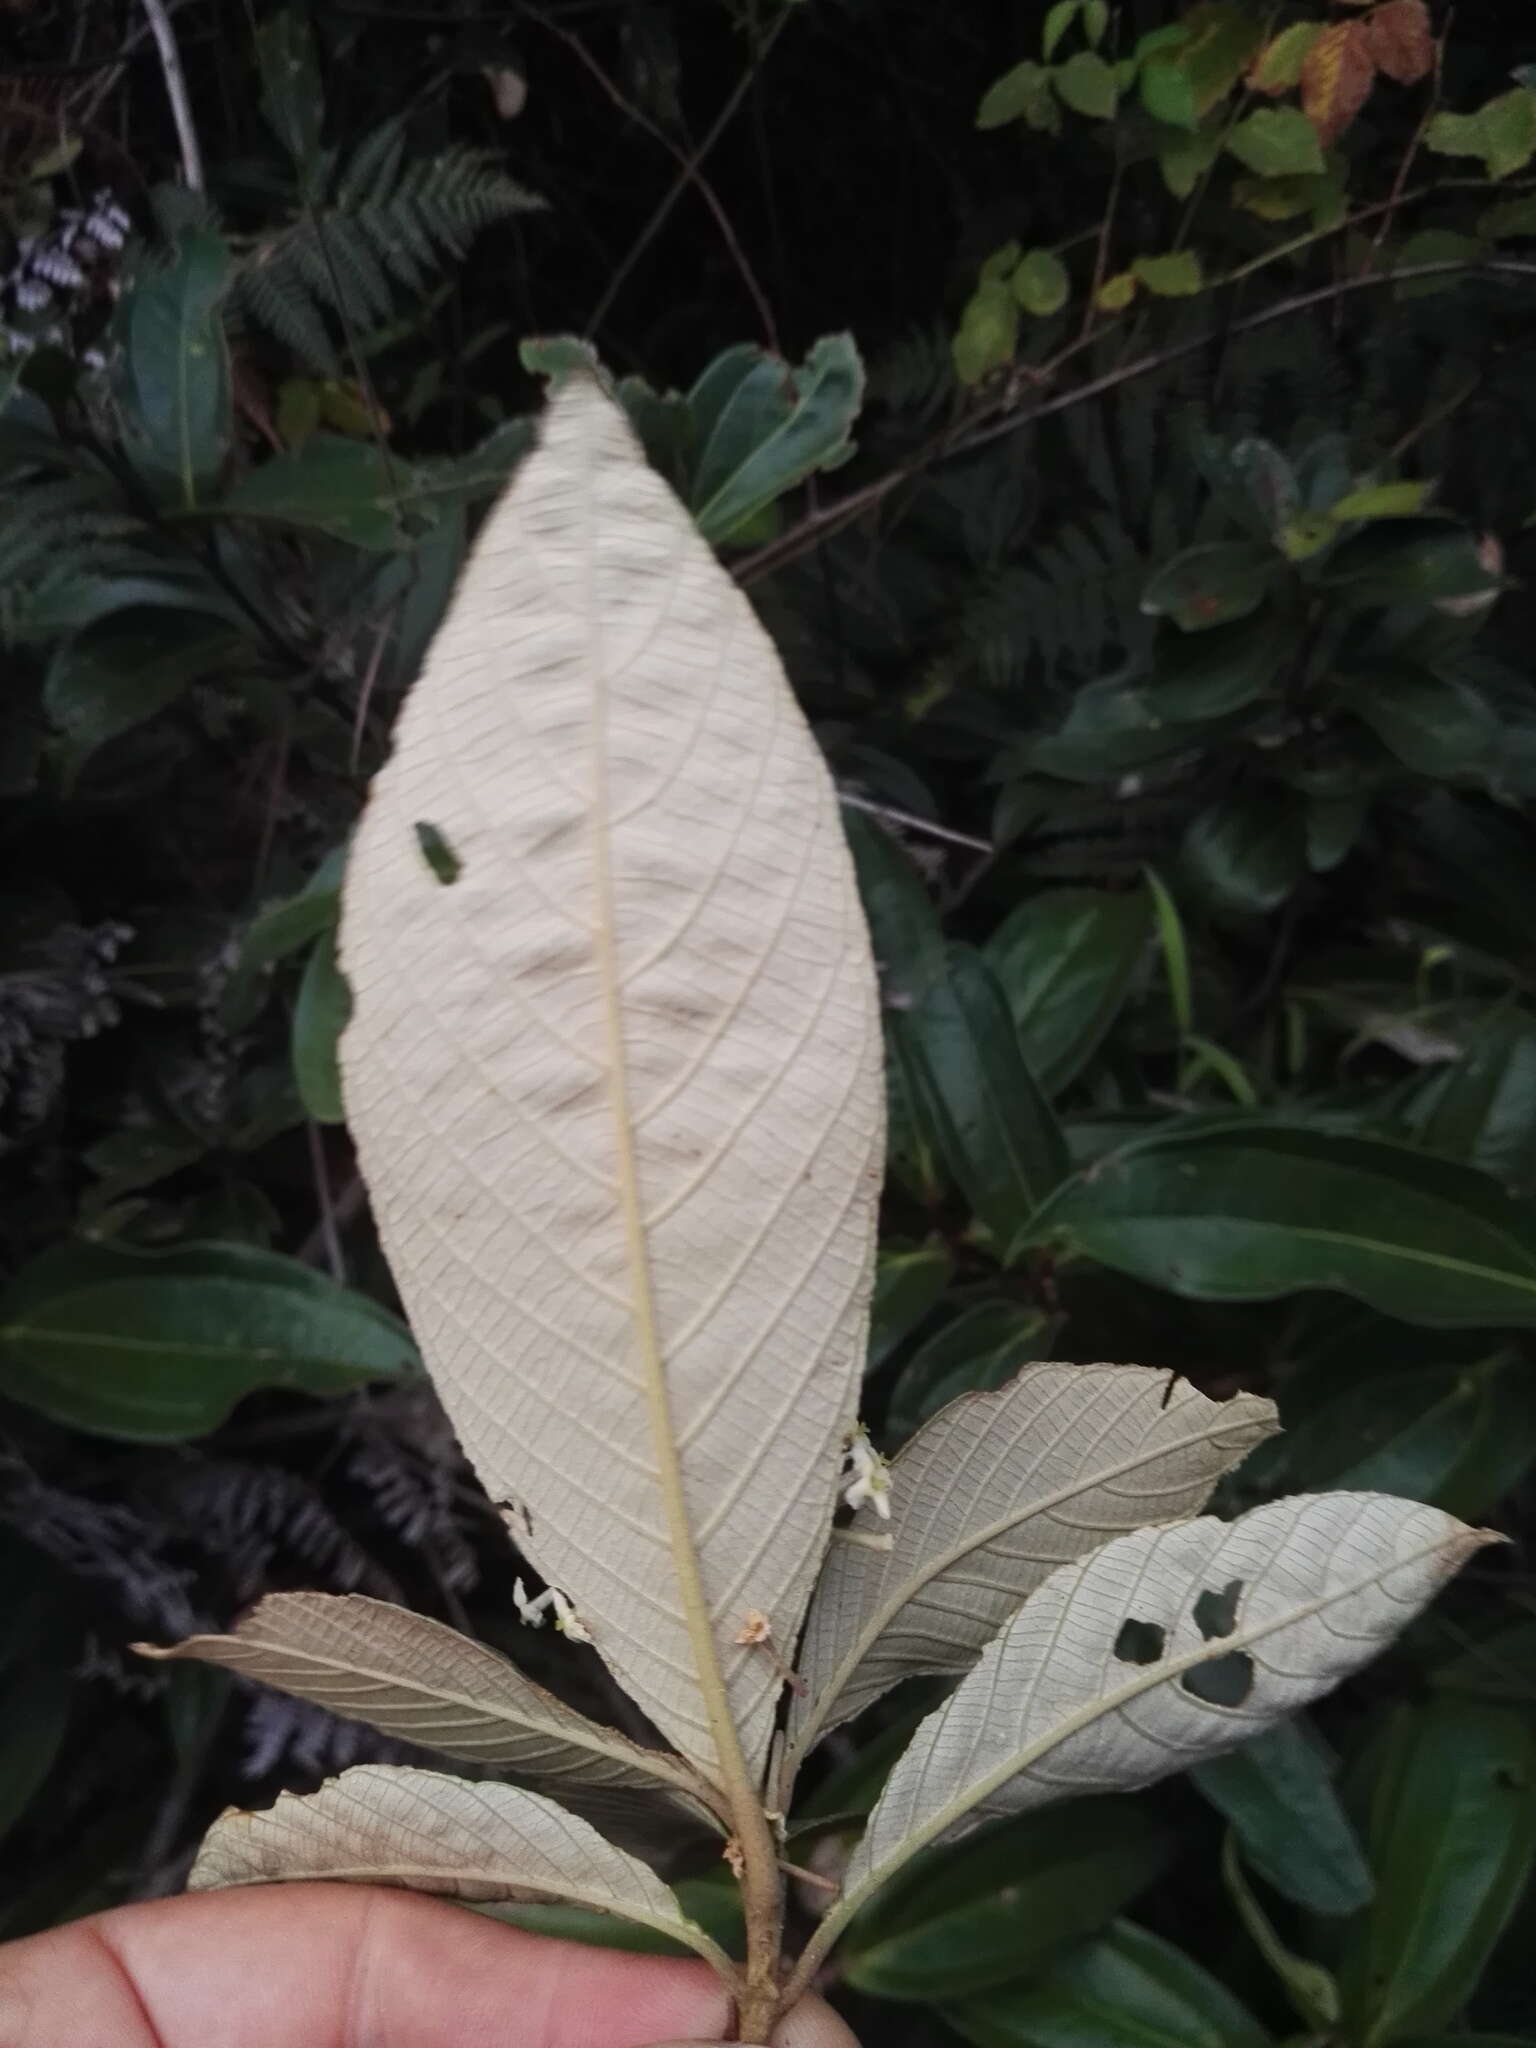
648 1993 859 2048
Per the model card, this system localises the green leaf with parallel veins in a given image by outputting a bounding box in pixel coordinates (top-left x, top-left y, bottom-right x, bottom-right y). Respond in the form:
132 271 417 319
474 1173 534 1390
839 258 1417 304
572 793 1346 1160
1013 248 1071 316
0 1239 415 1440
844 810 947 1011
1191 1718 1373 1915
1227 107 1327 177
119 229 232 508
843 1797 1177 1999
687 333 863 543
944 1919 1274 2048
1339 1699 1536 2041
1412 1008 1536 1196
899 947 1070 1250
1054 51 1119 119
986 887 1152 1095
978 61 1060 131
1016 1125 1536 1327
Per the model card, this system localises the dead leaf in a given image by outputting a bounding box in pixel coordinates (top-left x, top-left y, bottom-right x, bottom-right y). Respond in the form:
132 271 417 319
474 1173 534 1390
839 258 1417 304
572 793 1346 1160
1365 0 1435 87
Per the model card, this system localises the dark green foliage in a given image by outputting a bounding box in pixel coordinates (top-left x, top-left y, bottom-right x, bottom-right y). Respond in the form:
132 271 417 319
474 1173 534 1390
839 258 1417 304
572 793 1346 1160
3 1 1536 2040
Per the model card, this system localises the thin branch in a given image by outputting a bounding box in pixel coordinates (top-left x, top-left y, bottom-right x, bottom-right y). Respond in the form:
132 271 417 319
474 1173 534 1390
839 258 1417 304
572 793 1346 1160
736 257 1536 587
839 790 993 856
532 10 781 352
138 0 204 190
307 1123 347 1284
578 9 792 340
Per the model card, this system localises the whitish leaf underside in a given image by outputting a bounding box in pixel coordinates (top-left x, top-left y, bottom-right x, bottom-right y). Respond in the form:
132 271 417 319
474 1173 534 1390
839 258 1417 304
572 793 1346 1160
138 1592 699 1798
191 1763 724 1966
338 377 884 1781
789 1366 1277 1772
838 1494 1491 1925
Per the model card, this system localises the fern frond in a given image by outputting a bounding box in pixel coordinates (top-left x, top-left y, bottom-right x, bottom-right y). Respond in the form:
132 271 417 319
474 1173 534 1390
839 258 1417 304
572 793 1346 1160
233 132 542 374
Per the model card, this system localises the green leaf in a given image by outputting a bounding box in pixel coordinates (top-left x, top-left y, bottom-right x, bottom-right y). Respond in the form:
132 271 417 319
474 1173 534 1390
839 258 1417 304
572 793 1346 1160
44 610 242 779
1141 59 1200 132
1013 248 1072 317
1426 90 1536 181
1276 1355 1536 1521
1184 789 1307 914
1395 228 1487 300
256 9 324 178
977 61 1060 132
986 888 1152 1096
1349 670 1500 779
1141 541 1277 632
1054 51 1119 120
954 281 1020 384
1144 867 1193 1035
1146 608 1298 719
844 810 947 1010
687 334 863 544
292 926 352 1124
1156 126 1222 195
1227 108 1327 178
1018 1125 1536 1327
1431 1617 1536 1705
1132 251 1204 297
1095 270 1138 313
1191 1719 1373 1915
900 947 1070 1251
1331 480 1437 522
944 1919 1274 2048
1082 1 1109 48
1412 1008 1536 1195
223 846 347 1025
1322 525 1501 607
844 1798 1177 2000
1179 4 1265 111
867 1245 953 1374
1042 0 1081 61
0 1240 416 1441
887 1300 1048 1440
119 229 232 508
218 436 405 548
1339 1699 1536 2041
1251 22 1325 94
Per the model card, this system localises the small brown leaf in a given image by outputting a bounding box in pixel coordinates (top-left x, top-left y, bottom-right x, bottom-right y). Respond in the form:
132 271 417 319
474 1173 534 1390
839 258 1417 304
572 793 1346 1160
1302 20 1377 144
1365 0 1434 86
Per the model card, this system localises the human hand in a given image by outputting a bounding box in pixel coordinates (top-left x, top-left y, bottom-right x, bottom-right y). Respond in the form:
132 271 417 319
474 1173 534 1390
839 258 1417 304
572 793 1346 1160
0 1881 857 2047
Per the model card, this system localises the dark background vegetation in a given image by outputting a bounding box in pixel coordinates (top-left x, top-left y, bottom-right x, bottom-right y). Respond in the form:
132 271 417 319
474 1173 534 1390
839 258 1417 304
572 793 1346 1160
3 1 1536 2041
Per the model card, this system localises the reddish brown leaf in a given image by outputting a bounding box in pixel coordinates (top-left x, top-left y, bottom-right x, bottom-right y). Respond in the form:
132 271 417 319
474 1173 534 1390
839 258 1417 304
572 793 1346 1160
1366 0 1435 86
1302 20 1377 145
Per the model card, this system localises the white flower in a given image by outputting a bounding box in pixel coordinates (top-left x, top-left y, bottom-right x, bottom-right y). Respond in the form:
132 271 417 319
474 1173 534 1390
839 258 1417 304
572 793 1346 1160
840 1423 891 1520
513 1577 592 1643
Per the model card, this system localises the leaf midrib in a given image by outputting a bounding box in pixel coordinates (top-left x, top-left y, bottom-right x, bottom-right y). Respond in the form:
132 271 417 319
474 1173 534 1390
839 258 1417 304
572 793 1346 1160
796 1403 1271 1762
824 1525 1487 1945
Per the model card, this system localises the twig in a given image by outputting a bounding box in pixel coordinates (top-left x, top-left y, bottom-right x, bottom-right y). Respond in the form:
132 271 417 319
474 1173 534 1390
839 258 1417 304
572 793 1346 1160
736 257 1536 587
579 9 791 339
532 11 781 352
838 790 992 856
307 1122 347 1284
298 1171 367 1268
138 0 204 190
1368 7 1453 272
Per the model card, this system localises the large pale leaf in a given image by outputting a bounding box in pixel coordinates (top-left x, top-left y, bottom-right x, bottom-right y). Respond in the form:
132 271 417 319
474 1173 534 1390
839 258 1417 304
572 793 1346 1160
138 1592 703 1803
190 1763 728 1968
787 1366 1276 1780
817 1495 1491 1946
337 375 884 1785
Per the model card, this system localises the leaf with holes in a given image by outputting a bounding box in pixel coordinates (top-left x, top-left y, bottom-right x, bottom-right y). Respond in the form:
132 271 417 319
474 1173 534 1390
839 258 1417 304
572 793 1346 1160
807 1495 1491 1951
783 1364 1276 1787
337 374 884 1789
190 1764 730 1969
